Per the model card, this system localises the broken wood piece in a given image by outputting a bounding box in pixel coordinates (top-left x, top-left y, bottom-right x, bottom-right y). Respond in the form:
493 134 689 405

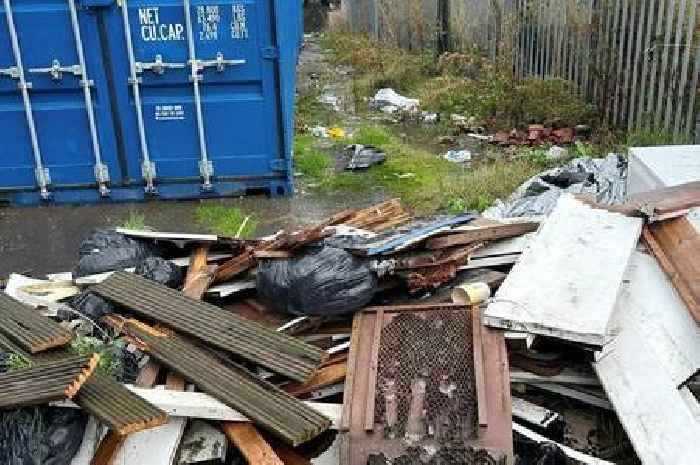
135 360 161 388
182 245 215 300
511 397 563 432
90 431 125 465
643 217 700 322
272 442 313 465
254 250 295 259
471 306 488 428
284 362 347 397
165 372 186 391
222 423 284 465
0 293 74 353
426 222 540 249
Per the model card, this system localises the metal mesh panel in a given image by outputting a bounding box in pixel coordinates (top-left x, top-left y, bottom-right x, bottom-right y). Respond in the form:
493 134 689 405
374 310 477 443
368 446 506 465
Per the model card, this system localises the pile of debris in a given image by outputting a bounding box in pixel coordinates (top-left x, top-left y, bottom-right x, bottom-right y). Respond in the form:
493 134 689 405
1 155 698 464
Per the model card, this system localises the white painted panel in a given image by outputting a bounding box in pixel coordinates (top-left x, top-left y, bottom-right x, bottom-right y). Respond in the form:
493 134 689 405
484 194 643 346
595 251 700 465
113 419 187 465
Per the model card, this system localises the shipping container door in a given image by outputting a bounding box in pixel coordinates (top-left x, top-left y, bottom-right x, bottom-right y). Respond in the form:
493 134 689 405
0 0 119 199
108 0 283 193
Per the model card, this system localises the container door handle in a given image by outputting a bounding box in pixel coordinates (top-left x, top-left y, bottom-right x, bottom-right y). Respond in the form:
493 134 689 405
135 54 186 75
3 0 51 199
28 59 82 81
194 52 246 73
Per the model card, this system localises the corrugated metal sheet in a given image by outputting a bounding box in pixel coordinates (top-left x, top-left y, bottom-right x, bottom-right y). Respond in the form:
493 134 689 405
109 317 331 446
0 293 73 353
93 272 327 382
0 354 99 408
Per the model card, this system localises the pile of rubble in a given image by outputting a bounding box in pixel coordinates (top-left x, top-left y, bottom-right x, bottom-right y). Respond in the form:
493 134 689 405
1 152 698 465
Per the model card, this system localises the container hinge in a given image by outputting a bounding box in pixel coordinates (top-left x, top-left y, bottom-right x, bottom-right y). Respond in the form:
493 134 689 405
93 162 110 197
269 159 286 171
199 160 214 191
261 47 280 60
193 52 246 73
0 66 20 79
141 160 157 194
135 54 186 75
35 167 51 200
28 60 82 81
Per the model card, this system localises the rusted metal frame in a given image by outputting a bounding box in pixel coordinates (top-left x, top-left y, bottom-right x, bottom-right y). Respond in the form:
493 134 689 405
655 0 677 128
363 308 384 431
663 0 689 132
0 354 100 408
93 272 326 382
471 306 489 430
0 293 73 354
673 0 698 137
111 317 331 446
363 303 469 313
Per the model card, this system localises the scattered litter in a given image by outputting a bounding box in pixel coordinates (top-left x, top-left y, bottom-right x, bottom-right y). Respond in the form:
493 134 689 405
311 126 329 137
372 88 420 113
345 144 386 170
421 111 438 123
547 145 568 160
484 154 627 218
75 229 161 277
257 245 377 316
318 93 340 111
134 257 184 289
327 127 346 139
442 149 472 165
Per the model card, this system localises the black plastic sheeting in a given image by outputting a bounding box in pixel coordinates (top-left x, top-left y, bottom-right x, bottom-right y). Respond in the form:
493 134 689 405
485 154 627 219
134 257 183 289
75 229 162 277
0 407 88 465
66 291 114 322
257 245 377 316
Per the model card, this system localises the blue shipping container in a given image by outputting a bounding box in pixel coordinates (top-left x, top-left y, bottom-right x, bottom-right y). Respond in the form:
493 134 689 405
0 0 301 205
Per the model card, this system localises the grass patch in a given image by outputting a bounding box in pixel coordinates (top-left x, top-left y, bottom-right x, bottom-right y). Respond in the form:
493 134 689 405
6 353 32 372
196 204 257 238
121 211 147 230
295 134 332 181
319 124 542 214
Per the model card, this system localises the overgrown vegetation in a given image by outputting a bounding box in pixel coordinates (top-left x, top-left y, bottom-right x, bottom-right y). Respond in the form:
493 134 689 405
196 204 257 238
121 211 147 230
6 353 32 371
71 335 124 380
295 134 332 181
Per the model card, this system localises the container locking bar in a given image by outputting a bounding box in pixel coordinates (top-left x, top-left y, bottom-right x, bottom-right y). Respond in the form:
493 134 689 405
28 59 82 81
68 0 110 196
0 66 20 79
135 54 186 75
183 0 213 191
121 0 156 194
3 0 50 199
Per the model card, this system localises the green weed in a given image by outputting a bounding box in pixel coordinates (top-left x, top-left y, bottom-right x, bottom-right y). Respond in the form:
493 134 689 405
196 205 257 238
6 353 32 371
121 211 147 230
71 336 124 380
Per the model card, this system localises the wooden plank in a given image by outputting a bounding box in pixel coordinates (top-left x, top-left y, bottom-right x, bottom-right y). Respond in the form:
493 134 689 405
165 372 186 391
135 360 160 388
254 250 295 259
528 383 613 410
595 251 700 464
363 308 383 431
284 362 347 397
471 306 488 428
222 423 284 465
182 246 215 300
643 217 700 322
484 194 643 346
273 443 312 465
425 222 539 250
90 432 125 465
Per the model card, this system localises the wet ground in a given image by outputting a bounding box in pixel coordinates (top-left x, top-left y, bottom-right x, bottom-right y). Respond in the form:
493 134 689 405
0 23 377 280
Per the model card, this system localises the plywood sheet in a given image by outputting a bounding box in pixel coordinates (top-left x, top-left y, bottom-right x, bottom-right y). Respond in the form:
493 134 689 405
485 194 643 346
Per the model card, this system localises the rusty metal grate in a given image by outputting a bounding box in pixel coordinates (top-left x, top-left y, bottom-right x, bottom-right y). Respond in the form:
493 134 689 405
374 310 477 443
